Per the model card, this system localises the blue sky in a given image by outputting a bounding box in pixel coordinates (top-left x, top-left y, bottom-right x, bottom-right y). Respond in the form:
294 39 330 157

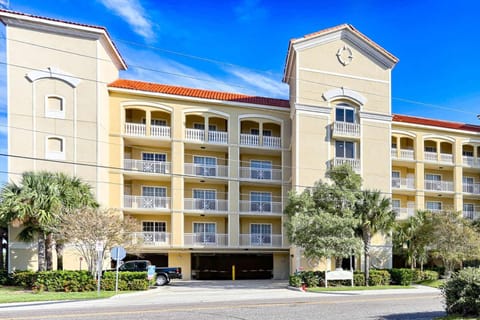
3 0 480 123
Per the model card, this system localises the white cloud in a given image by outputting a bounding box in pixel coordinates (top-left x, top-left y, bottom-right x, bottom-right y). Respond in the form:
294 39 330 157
97 0 154 40
224 66 288 98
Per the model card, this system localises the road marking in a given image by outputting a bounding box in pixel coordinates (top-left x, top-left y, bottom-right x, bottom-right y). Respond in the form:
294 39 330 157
0 294 441 320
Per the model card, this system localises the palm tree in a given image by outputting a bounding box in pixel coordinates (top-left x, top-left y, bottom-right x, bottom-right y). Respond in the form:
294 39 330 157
354 190 397 285
0 171 97 271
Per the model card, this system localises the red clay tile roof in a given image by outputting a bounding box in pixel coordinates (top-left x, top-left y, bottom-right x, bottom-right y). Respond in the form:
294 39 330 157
108 79 291 108
0 9 127 69
393 114 480 133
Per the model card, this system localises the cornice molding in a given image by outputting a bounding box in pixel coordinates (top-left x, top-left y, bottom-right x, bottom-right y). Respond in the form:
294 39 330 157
359 111 392 122
323 87 367 106
26 66 81 87
294 103 330 115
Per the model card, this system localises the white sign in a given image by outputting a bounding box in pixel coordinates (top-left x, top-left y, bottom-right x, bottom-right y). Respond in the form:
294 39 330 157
95 240 105 252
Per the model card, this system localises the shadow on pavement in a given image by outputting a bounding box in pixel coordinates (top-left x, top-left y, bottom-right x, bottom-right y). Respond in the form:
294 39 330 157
379 311 445 319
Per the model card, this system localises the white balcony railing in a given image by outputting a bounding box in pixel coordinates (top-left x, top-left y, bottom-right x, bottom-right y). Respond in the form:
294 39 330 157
424 152 454 164
331 157 361 172
392 178 415 189
462 156 480 168
463 183 480 194
151 125 171 138
239 201 282 215
239 234 283 247
208 131 228 144
185 128 205 142
424 180 454 192
239 167 282 181
333 121 360 137
125 123 146 136
184 199 228 212
123 195 170 209
463 211 480 220
440 153 454 163
184 233 228 247
424 151 437 162
240 133 259 146
124 159 171 174
131 232 171 246
392 148 415 161
184 163 228 178
263 136 281 149
393 207 416 220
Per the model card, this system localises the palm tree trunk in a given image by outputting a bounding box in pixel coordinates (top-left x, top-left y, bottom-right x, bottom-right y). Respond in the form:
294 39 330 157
363 228 371 287
0 227 6 270
45 233 53 271
37 234 46 271
55 242 64 270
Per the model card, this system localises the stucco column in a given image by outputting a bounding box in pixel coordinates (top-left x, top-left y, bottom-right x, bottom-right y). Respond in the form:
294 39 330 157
228 145 240 246
436 141 441 161
171 139 184 246
145 110 151 136
415 162 425 210
395 136 401 158
453 165 463 212
204 115 209 142
259 121 263 147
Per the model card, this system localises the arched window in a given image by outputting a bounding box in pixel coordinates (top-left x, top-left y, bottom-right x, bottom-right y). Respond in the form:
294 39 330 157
45 136 65 160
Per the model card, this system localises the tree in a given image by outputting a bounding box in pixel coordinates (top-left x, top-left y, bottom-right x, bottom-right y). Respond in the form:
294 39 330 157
427 211 480 277
393 210 431 270
57 207 140 273
354 190 396 285
0 171 97 271
285 164 363 267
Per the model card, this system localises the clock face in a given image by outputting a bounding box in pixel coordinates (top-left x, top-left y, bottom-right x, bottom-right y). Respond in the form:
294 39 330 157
336 45 353 66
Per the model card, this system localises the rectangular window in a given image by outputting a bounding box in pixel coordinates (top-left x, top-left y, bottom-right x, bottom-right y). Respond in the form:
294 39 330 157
193 156 217 176
426 201 442 212
463 203 475 219
142 221 166 242
463 150 474 157
250 224 272 245
250 192 272 212
463 176 474 193
335 141 355 159
193 222 216 244
141 186 167 208
142 153 167 173
250 160 272 180
425 174 441 181
193 189 217 210
392 171 401 188
336 107 355 123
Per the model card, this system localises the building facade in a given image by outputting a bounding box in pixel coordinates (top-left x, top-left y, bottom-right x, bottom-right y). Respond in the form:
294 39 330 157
1 10 479 279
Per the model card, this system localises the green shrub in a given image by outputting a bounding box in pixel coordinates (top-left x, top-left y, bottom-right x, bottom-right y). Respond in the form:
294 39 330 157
442 267 480 317
303 271 319 287
33 271 96 292
354 272 365 286
390 268 414 286
129 279 149 291
0 270 8 285
102 271 149 291
414 270 439 282
10 271 37 288
289 274 302 287
369 270 391 286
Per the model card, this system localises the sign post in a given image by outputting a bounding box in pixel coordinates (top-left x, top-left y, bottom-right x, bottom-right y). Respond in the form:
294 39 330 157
95 240 105 296
110 246 126 293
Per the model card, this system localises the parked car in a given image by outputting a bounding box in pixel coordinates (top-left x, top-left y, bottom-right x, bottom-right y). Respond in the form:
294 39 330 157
113 260 182 286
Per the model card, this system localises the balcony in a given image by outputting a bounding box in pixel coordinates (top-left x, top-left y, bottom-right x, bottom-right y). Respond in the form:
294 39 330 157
463 211 480 220
424 152 453 164
240 134 281 149
184 163 228 178
124 123 171 138
393 207 415 220
239 200 282 215
239 234 283 247
239 167 282 182
185 129 228 144
123 195 170 210
184 199 228 212
391 148 415 161
131 232 171 246
330 157 361 172
463 183 480 194
462 156 480 168
184 233 228 247
124 159 171 174
392 178 415 190
332 121 360 138
424 181 454 192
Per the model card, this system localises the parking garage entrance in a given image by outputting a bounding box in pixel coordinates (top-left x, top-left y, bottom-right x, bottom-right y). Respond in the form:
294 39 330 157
191 253 273 280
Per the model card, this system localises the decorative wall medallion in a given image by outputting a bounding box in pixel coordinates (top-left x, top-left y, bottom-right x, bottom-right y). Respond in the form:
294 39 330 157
336 45 353 66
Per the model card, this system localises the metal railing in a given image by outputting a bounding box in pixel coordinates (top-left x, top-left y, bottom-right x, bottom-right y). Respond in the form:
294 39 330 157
124 159 171 174
123 195 171 209
239 167 282 181
391 178 415 189
463 211 480 220
424 180 454 192
184 199 228 212
463 183 480 194
131 232 171 246
393 208 416 220
184 233 228 247
184 163 228 178
239 234 283 247
239 201 282 215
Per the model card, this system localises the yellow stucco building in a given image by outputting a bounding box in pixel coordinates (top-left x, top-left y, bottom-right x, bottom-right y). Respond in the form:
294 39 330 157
1 10 479 279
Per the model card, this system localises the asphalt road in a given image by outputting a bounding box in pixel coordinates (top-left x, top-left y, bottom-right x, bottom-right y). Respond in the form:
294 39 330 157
0 281 445 320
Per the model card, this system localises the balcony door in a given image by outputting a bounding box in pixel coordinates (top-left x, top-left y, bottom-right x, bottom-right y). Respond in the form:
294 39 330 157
142 221 166 242
193 189 217 210
250 192 272 212
250 223 272 245
142 152 167 173
193 156 217 176
141 186 167 208
193 222 216 244
250 160 272 180
335 105 355 123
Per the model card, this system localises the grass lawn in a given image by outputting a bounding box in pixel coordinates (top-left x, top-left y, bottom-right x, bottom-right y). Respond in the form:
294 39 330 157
0 285 117 304
417 279 445 289
306 285 412 292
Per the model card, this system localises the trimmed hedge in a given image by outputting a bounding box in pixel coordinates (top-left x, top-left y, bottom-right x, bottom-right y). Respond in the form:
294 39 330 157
369 270 391 286
102 271 152 291
389 268 414 286
442 267 480 317
0 270 9 285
